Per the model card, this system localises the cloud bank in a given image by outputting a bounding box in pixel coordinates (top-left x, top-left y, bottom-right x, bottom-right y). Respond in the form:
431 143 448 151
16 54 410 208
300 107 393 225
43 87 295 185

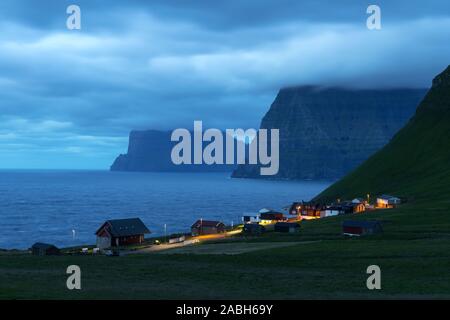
0 0 449 168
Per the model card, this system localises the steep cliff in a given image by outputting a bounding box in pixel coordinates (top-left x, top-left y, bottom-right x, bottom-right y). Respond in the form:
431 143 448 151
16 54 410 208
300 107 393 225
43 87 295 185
232 86 427 180
315 65 450 202
111 130 236 172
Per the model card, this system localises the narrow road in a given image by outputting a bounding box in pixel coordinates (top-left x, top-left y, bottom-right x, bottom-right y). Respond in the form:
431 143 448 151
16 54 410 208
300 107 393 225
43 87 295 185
126 229 243 255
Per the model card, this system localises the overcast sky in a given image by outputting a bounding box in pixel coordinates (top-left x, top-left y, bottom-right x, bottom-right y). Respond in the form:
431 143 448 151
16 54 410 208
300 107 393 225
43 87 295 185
0 0 449 169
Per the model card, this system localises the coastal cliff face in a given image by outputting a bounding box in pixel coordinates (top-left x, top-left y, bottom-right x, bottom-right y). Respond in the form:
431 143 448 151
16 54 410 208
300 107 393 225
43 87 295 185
315 65 450 202
111 130 236 172
232 86 427 180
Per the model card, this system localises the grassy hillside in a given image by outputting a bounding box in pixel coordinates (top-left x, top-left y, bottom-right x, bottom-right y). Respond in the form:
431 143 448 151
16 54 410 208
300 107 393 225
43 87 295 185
315 65 450 204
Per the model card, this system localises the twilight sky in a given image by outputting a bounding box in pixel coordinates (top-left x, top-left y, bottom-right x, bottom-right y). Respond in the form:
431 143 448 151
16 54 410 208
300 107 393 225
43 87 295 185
0 0 449 169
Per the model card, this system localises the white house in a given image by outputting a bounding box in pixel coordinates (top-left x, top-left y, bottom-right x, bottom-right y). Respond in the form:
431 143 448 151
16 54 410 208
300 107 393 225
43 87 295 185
322 206 342 217
376 195 401 208
242 214 260 224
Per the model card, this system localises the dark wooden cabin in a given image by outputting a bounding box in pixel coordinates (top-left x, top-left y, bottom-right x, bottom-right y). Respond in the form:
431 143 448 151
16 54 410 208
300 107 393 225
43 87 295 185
342 220 383 236
243 223 266 235
191 220 226 236
259 212 285 222
95 218 150 249
274 222 301 233
31 242 60 256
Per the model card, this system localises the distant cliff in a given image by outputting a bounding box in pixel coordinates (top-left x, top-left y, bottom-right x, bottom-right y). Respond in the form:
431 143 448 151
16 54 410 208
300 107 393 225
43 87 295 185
111 130 236 172
232 86 427 180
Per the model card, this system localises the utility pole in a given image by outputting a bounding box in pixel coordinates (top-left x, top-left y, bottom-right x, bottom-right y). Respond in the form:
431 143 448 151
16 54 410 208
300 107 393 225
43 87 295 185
164 224 167 243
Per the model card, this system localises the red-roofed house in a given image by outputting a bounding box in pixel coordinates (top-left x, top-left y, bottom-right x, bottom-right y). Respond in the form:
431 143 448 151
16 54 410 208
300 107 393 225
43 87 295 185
191 220 226 236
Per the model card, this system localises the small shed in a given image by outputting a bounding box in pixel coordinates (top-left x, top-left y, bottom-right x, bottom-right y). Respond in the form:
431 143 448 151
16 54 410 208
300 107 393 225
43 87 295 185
31 242 60 256
191 220 226 236
95 218 151 249
274 222 300 233
243 223 266 235
342 220 383 236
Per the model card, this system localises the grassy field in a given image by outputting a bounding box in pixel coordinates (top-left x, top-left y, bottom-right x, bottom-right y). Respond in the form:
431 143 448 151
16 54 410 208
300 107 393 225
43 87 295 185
157 241 313 255
1 200 449 299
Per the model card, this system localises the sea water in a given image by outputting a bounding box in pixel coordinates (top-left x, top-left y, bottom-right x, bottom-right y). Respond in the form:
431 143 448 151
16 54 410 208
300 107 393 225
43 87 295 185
0 170 330 249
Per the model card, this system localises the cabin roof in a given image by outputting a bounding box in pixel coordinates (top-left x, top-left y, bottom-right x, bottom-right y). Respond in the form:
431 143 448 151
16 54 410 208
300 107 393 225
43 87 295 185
95 218 150 237
260 212 284 219
259 208 276 214
31 242 58 249
378 194 400 200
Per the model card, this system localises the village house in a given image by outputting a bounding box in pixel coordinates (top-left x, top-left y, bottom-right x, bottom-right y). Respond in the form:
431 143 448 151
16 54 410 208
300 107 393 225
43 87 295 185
259 211 285 224
191 220 226 236
342 220 383 236
344 201 366 213
289 202 324 219
352 197 368 206
274 222 300 233
288 202 302 215
323 205 344 217
95 218 150 249
376 195 401 208
31 242 60 256
243 223 266 235
242 214 260 224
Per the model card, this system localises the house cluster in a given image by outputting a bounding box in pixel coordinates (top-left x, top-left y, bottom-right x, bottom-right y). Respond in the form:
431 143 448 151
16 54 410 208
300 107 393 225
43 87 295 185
242 208 300 235
30 194 401 255
240 194 401 237
288 198 366 220
287 194 401 220
95 218 230 250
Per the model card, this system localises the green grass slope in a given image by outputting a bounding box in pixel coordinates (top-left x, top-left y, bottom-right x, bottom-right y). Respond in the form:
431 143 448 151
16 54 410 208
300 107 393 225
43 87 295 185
315 65 450 204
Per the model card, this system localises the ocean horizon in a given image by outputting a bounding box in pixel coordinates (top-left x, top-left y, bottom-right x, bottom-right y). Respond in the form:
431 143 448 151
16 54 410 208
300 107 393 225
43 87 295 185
0 170 330 249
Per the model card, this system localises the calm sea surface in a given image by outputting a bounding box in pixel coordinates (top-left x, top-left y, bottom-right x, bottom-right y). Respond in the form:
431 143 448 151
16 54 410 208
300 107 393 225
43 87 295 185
0 170 330 249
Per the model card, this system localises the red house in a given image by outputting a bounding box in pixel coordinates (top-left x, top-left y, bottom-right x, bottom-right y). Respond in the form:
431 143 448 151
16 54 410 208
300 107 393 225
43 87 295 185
259 212 285 223
191 220 225 236
342 220 383 236
95 218 150 249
